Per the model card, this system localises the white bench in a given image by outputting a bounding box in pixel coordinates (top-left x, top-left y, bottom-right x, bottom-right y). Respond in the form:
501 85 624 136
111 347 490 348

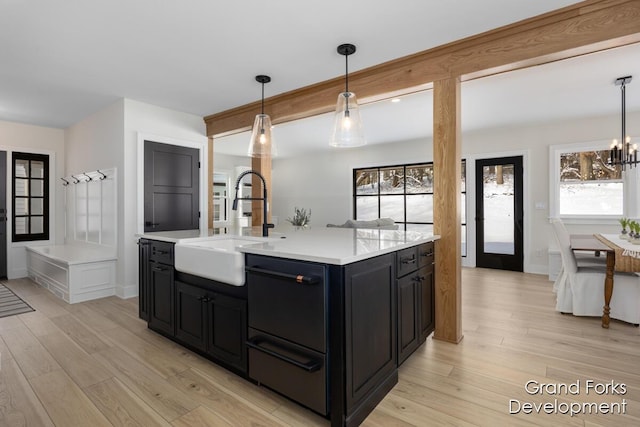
26 243 117 303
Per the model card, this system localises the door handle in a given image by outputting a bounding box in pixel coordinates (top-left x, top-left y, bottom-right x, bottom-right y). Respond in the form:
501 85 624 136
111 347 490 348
145 221 160 227
246 337 322 372
401 255 416 265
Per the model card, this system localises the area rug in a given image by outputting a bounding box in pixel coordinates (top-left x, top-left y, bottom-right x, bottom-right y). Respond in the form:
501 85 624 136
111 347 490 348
0 283 34 318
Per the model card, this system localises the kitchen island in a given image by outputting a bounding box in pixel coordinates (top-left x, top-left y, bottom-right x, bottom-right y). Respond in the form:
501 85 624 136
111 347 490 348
138 226 438 427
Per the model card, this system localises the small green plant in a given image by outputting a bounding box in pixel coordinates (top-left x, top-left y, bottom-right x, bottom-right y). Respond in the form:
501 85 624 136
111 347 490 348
286 207 311 227
619 217 629 230
628 220 639 238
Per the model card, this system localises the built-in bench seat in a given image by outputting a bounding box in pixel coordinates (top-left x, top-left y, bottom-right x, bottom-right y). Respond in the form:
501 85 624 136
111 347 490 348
26 243 117 303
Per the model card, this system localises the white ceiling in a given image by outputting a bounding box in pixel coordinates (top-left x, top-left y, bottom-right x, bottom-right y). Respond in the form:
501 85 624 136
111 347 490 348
1 0 638 158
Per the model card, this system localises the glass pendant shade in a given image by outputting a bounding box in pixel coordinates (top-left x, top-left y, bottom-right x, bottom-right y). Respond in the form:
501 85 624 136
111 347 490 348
248 113 276 157
330 91 365 147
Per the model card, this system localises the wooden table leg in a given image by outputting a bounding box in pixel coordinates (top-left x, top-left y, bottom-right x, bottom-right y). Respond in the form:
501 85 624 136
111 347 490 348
602 251 615 328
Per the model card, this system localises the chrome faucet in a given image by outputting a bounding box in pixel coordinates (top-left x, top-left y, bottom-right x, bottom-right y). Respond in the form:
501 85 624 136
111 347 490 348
232 169 274 237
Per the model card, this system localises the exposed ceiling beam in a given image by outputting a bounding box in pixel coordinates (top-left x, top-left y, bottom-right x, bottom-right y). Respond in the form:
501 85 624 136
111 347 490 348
205 0 640 138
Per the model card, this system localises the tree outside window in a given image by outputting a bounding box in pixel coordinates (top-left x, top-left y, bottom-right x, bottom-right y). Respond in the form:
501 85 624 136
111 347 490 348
354 161 466 256
558 150 622 216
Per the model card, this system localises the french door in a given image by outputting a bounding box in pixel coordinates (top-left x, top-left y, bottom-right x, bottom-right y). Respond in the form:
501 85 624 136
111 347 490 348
475 156 523 272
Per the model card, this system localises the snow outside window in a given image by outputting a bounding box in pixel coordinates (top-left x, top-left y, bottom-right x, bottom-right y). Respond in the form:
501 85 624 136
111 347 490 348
550 142 624 219
353 161 466 256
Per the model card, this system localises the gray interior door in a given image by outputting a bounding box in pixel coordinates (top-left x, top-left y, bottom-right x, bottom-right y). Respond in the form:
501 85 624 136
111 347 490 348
144 141 199 232
0 151 6 278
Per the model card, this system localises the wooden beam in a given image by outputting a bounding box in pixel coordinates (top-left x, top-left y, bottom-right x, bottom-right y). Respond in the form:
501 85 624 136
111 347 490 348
205 0 640 137
433 77 463 344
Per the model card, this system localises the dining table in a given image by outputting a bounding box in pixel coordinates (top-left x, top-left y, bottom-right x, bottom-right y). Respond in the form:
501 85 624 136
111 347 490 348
570 233 640 328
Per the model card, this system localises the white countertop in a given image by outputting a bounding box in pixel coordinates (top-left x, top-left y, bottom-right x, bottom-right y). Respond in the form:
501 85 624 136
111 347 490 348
139 226 439 265
239 227 438 265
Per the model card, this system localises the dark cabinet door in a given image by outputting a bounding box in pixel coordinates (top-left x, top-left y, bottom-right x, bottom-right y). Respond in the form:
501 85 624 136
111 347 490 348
343 254 396 411
138 239 150 321
148 262 175 336
175 281 207 351
144 140 200 232
207 293 247 373
397 274 420 365
419 265 435 341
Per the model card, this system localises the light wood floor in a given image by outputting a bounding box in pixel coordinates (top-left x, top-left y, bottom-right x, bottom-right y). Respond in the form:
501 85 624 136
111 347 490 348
0 269 638 426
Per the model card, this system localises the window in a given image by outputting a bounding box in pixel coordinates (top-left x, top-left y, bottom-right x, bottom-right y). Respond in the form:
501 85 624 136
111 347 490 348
551 142 624 219
354 161 467 255
12 152 49 242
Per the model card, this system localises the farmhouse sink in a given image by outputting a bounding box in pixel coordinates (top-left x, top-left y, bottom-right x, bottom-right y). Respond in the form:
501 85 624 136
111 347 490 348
174 236 267 286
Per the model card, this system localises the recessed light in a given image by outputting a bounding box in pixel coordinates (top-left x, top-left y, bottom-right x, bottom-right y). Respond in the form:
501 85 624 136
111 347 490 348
391 98 401 103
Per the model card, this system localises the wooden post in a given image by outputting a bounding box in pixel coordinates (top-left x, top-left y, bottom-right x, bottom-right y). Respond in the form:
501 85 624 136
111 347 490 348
433 76 463 344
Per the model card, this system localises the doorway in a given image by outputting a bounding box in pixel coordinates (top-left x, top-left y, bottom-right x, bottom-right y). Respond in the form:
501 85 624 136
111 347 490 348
475 156 523 272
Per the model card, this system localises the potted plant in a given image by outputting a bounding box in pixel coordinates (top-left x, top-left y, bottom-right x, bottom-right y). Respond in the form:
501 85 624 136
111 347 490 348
619 217 630 240
630 220 640 244
286 207 311 228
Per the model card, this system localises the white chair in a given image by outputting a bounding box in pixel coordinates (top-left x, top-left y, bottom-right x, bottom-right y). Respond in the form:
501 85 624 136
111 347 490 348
550 218 606 293
551 219 640 325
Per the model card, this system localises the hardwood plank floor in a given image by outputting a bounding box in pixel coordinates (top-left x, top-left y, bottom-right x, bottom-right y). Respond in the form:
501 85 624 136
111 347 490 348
0 268 638 426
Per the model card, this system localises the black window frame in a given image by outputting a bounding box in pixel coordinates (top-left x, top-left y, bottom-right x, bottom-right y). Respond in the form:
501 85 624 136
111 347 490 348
12 152 50 242
353 160 467 255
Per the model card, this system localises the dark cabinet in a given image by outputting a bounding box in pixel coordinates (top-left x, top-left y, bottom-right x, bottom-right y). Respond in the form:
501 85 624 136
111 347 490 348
148 258 175 335
245 255 328 415
175 281 207 349
417 242 435 341
139 238 248 374
343 253 396 414
147 240 175 335
397 273 420 364
206 291 247 372
175 281 248 372
138 239 150 321
396 241 435 365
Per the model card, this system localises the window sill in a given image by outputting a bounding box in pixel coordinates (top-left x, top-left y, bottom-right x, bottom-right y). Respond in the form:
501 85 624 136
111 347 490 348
555 216 619 226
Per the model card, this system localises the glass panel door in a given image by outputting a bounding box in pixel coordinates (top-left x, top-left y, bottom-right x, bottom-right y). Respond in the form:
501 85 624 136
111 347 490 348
475 156 523 271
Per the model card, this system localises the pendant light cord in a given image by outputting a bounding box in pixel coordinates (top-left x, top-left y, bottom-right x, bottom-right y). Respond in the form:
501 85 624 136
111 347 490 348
345 52 349 94
621 80 626 150
261 82 265 115
344 49 350 114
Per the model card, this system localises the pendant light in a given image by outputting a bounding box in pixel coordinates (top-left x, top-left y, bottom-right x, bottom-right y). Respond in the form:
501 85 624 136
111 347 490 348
330 43 365 148
608 75 637 169
248 75 276 158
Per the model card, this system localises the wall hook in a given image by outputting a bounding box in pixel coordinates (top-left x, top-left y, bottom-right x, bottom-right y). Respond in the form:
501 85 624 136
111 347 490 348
71 175 80 184
83 172 93 181
96 170 107 180
61 177 69 186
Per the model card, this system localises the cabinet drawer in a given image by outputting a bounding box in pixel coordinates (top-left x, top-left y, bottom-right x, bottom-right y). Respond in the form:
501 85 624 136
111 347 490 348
246 255 326 353
248 329 327 415
396 246 418 278
417 242 434 268
150 240 174 264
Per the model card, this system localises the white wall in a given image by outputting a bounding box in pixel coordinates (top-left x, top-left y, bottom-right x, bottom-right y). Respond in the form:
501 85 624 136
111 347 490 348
271 111 640 275
65 99 124 174
0 120 65 278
